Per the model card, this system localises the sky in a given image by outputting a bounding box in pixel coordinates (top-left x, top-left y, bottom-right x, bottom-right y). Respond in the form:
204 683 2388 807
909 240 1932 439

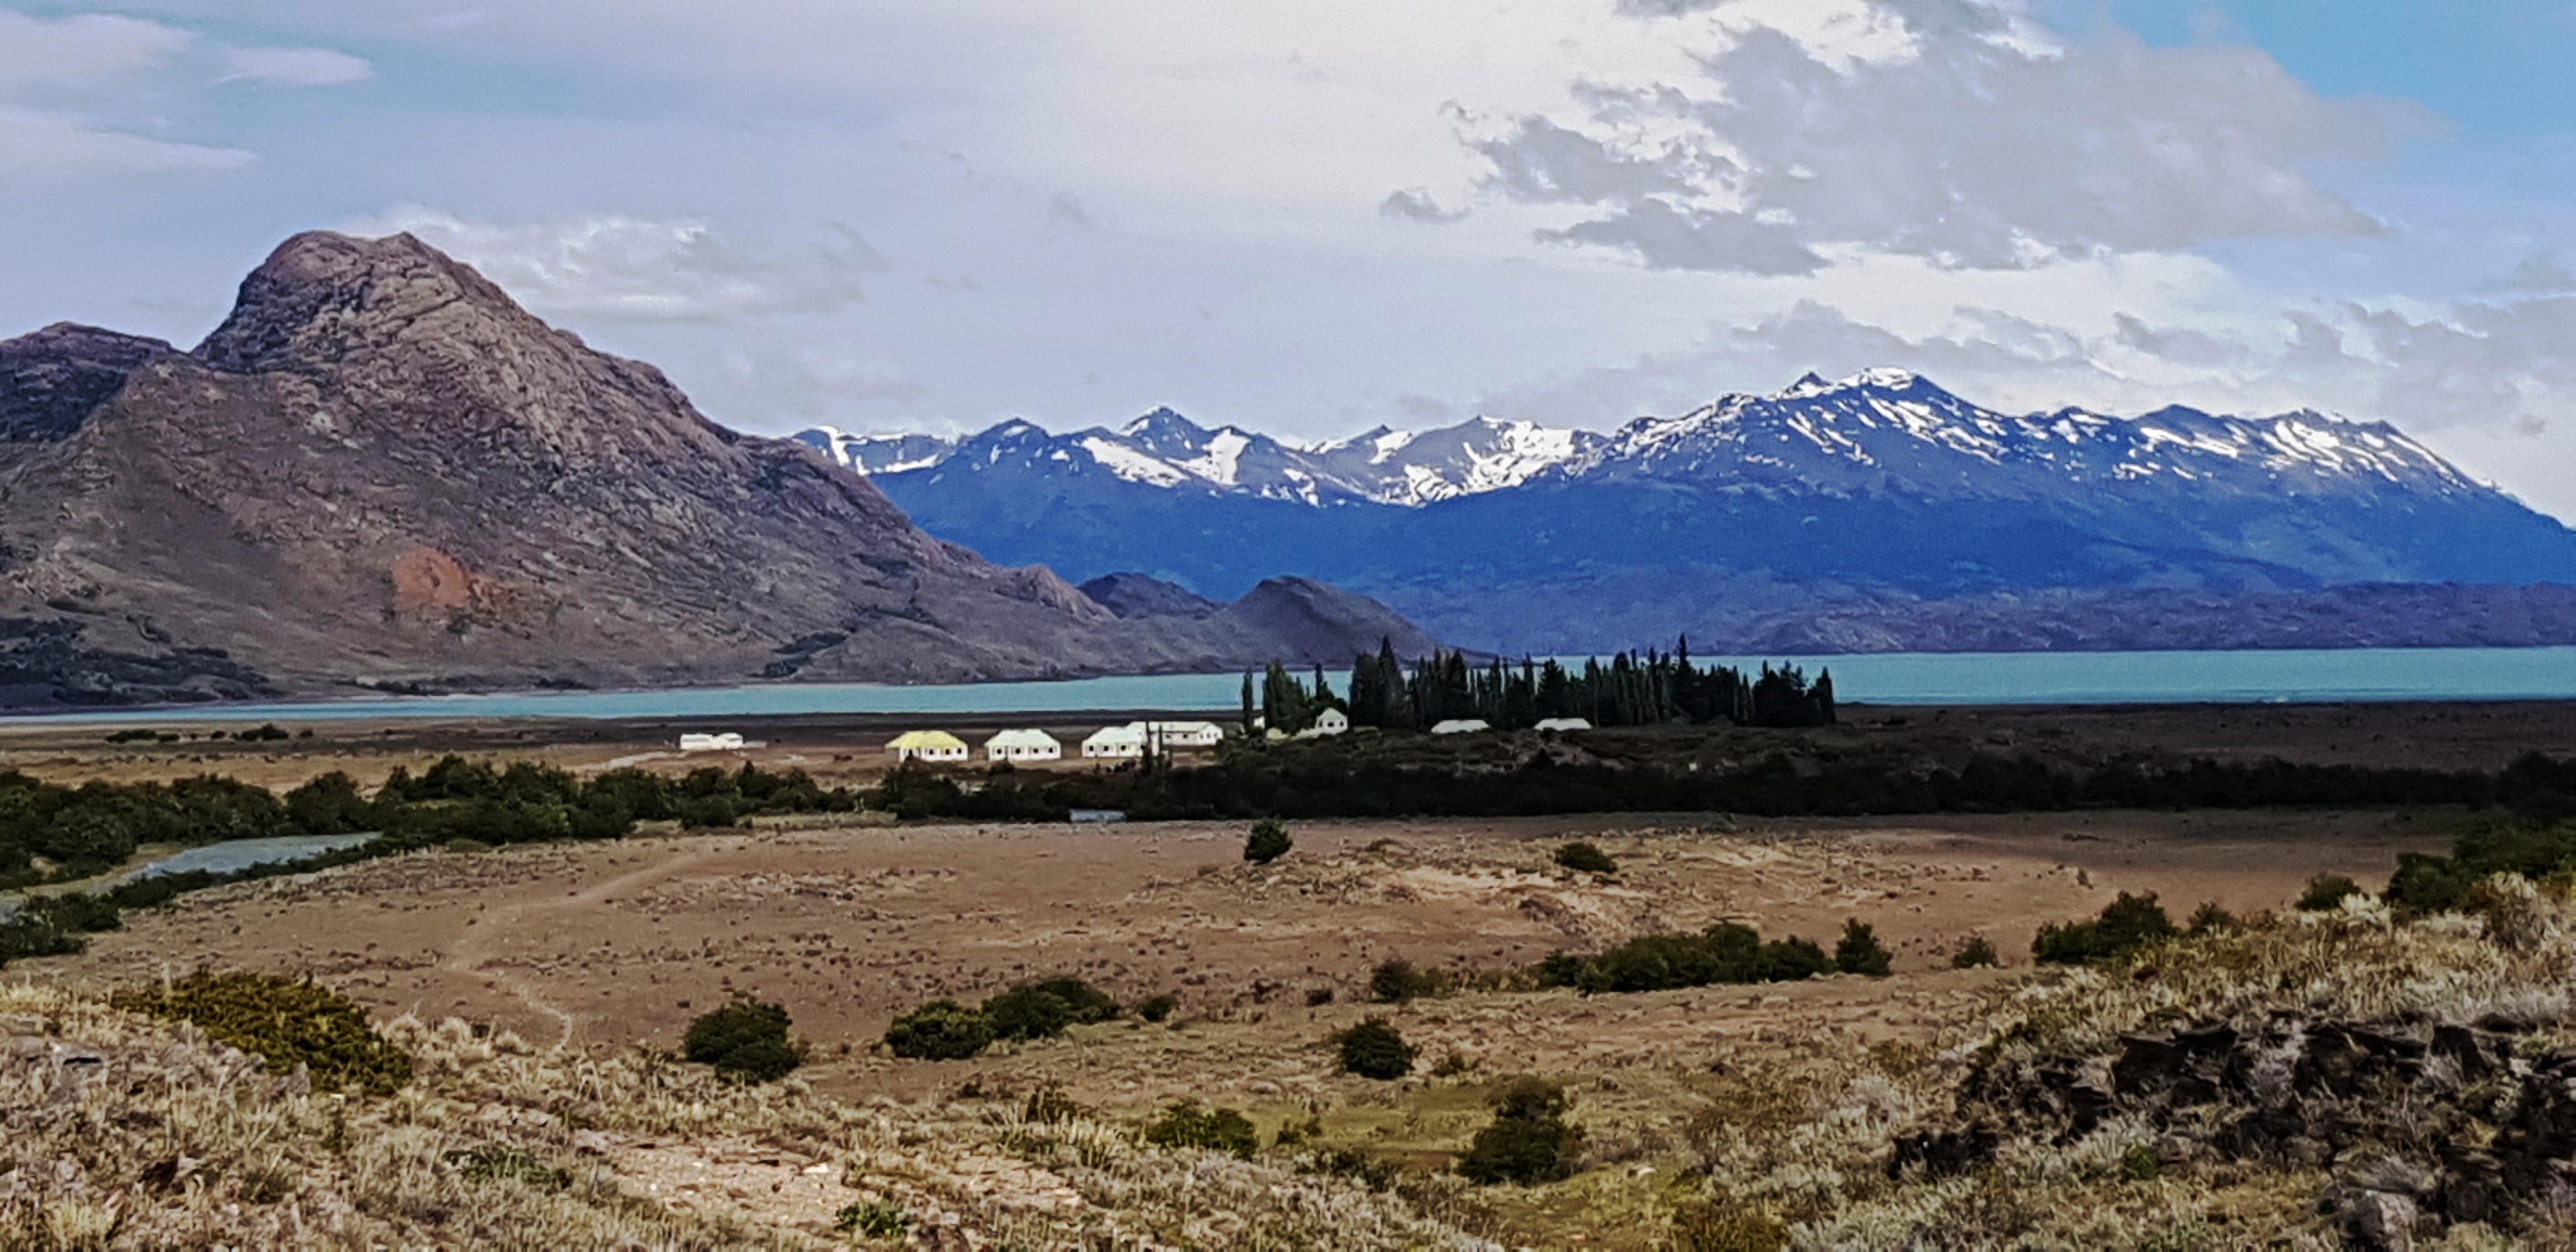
9 1 2576 516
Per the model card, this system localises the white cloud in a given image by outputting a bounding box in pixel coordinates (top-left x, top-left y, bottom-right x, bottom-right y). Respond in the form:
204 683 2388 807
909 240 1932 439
1471 3 2417 273
342 204 886 322
1379 188 1466 224
0 105 250 175
218 47 373 88
0 10 193 87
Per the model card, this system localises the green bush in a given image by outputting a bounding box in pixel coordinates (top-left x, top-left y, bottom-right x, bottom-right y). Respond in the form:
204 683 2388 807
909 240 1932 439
1136 993 1178 1023
1553 841 1617 874
457 1146 571 1190
1548 923 1837 994
2295 873 2363 912
1300 1146 1401 1192
1368 958 1436 1004
884 999 995 1060
1833 919 1891 976
984 976 1120 1041
1456 1078 1581 1185
2185 902 2240 934
113 971 413 1096
1140 1101 1259 1159
836 1201 910 1238
2032 892 2177 965
1243 819 1293 864
1950 936 2000 969
1337 1017 1417 1080
681 999 804 1083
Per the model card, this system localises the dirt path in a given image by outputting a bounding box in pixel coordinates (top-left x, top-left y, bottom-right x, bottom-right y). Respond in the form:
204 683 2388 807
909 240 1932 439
435 848 722 1050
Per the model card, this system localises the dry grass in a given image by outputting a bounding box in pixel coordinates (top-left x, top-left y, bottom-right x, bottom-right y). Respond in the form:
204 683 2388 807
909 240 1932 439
0 983 1494 1250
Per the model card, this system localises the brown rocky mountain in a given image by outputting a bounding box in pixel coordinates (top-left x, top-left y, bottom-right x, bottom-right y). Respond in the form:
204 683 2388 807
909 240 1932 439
0 232 1437 705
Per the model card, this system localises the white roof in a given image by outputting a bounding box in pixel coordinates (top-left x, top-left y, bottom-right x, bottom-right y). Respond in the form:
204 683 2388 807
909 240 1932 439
1429 718 1491 735
1125 720 1221 734
1534 717 1592 731
1085 725 1147 745
984 728 1060 748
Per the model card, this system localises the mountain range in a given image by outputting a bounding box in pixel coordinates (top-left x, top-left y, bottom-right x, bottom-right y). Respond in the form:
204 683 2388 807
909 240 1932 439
800 370 2576 654
0 233 1437 706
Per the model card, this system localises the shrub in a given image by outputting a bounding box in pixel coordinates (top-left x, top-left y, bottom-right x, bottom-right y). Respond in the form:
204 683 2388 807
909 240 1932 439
681 999 804 1083
1670 1201 1789 1252
883 999 995 1060
113 971 413 1096
1243 819 1293 864
1140 1101 1259 1159
457 1146 571 1190
1368 958 1437 1004
2186 902 2239 934
1548 923 1839 995
1833 919 1891 976
1135 993 1178 1023
2296 873 2363 912
1301 1146 1401 1191
1456 1078 1580 1185
1337 1017 1417 1080
2031 892 2177 965
984 976 1120 1041
1950 936 2000 969
1553 841 1617 874
1304 986 1335 1007
836 1201 910 1238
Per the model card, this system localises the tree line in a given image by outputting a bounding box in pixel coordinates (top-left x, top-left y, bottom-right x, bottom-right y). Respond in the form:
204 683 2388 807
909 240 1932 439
1255 639 1835 735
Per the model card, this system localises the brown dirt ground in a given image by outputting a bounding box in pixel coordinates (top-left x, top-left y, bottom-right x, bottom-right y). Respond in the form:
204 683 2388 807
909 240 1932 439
21 809 2456 1125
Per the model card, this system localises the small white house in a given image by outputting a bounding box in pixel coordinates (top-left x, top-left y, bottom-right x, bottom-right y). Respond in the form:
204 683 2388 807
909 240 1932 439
983 728 1063 762
1295 708 1351 738
1533 717 1593 733
885 730 969 763
1082 725 1147 759
1429 718 1492 736
679 732 746 752
1127 720 1225 748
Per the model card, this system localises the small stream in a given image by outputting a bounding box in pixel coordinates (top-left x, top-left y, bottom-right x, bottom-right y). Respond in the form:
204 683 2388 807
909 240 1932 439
0 831 379 921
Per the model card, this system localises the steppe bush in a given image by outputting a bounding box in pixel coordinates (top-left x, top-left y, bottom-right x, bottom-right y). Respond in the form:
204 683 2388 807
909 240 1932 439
2186 902 2240 934
1833 919 1891 976
1553 841 1617 874
681 999 804 1083
112 971 414 1096
884 999 995 1059
1669 1201 1789 1252
1136 993 1178 1023
1457 1078 1580 1185
1950 936 1999 968
1244 818 1293 864
984 976 1120 1040
836 1201 910 1238
1369 958 1437 1003
1549 923 1838 994
1302 1146 1403 1191
2296 873 2364 912
1338 1017 1417 1080
2031 892 2177 965
1140 1101 1259 1159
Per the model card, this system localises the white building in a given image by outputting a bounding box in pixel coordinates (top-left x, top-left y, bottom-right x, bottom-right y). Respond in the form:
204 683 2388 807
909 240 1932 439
1429 718 1492 735
1295 708 1351 737
885 730 969 762
1082 725 1147 758
679 732 746 752
983 728 1063 762
1126 720 1225 748
1533 717 1593 733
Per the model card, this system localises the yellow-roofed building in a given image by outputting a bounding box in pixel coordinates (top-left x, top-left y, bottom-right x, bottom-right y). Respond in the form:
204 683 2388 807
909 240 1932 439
885 730 969 762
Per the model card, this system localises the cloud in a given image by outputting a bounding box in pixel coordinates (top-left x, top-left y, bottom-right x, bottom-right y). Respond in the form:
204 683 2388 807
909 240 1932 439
0 106 251 175
218 47 372 88
0 10 193 87
1045 192 1095 232
344 205 885 321
1379 188 1467 223
1536 197 1821 275
1471 4 2415 274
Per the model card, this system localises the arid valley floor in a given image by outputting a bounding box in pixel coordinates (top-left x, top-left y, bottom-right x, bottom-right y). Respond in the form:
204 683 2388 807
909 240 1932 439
8 704 2576 1248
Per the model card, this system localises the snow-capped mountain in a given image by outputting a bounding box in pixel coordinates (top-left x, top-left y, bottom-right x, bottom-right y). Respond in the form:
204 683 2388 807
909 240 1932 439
793 371 2576 652
794 407 1604 506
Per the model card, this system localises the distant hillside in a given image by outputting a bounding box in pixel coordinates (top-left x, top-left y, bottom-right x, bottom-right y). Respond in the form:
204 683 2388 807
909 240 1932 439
804 371 2576 653
0 234 1440 705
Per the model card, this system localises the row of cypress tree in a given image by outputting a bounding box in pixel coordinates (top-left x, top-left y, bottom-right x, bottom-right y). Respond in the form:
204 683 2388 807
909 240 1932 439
1243 640 1837 736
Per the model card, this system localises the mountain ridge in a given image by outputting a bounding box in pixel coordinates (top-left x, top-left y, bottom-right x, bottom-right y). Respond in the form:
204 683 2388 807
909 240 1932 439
803 371 2576 653
0 232 1442 704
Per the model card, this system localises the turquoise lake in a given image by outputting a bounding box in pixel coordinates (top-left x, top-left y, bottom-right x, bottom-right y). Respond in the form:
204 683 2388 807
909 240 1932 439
6 648 2574 724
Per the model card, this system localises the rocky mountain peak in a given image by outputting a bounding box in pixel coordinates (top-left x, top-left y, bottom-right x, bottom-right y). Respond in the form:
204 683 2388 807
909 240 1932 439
0 323 170 442
195 231 532 376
